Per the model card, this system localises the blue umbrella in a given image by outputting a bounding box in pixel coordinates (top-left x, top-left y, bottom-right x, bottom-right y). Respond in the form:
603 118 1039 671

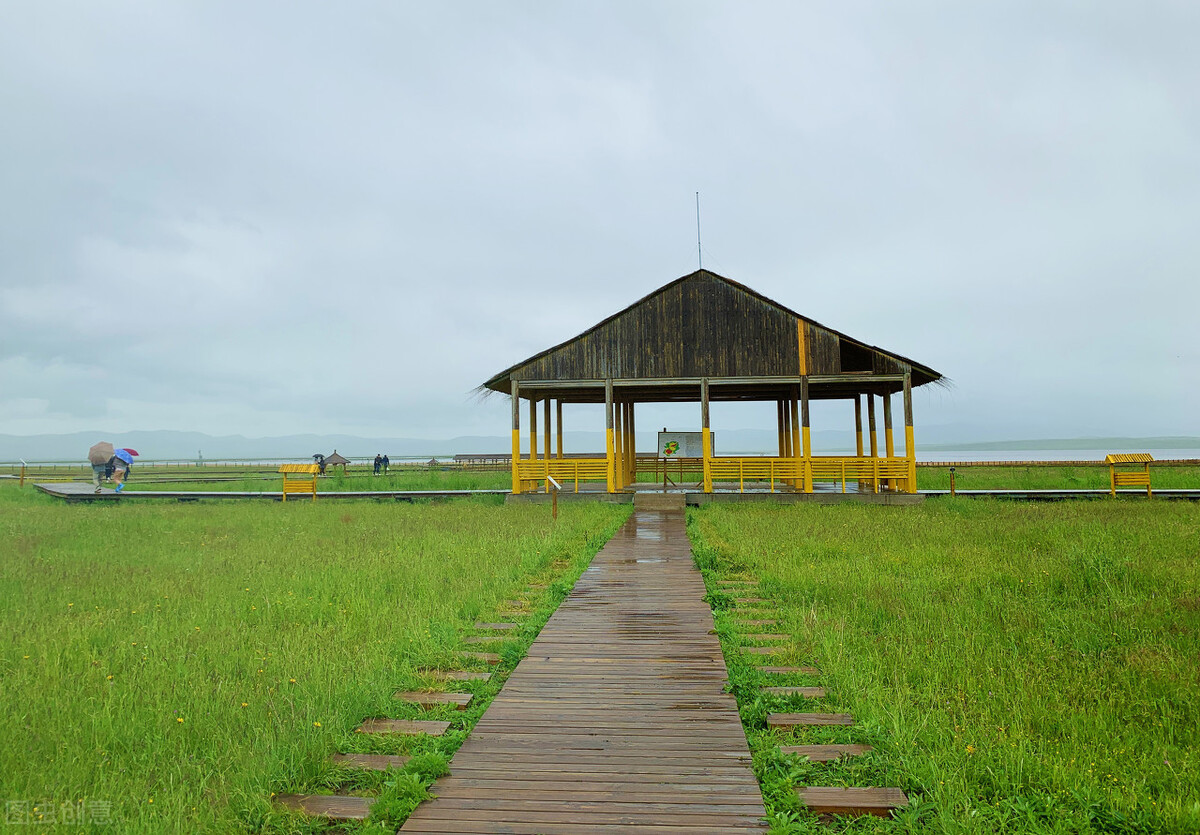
113 449 134 465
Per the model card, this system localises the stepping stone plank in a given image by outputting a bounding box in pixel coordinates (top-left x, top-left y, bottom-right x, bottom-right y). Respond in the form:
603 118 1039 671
780 744 872 762
275 794 374 820
758 665 819 675
742 646 781 655
763 686 826 698
460 651 502 664
474 622 517 630
734 597 765 605
436 670 491 681
463 635 500 645
768 712 853 728
332 753 411 771
357 718 450 736
394 691 473 709
797 786 908 817
736 619 777 627
746 633 790 641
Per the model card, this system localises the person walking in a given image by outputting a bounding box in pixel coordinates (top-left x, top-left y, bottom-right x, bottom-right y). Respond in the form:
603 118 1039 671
382 454 390 475
88 441 114 494
373 454 382 475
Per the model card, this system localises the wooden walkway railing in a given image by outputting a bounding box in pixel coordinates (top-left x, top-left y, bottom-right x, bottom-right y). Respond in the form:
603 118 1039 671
399 510 767 834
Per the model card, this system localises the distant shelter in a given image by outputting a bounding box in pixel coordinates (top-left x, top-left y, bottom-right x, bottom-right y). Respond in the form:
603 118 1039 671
482 270 943 495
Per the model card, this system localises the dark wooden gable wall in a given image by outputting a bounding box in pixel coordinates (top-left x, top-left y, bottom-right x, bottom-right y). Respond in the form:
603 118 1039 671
491 271 934 388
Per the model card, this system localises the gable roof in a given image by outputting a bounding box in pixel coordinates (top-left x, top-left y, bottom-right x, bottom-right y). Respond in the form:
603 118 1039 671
483 270 942 394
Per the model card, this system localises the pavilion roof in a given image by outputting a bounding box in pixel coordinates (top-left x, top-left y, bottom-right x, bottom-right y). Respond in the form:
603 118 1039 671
482 270 943 401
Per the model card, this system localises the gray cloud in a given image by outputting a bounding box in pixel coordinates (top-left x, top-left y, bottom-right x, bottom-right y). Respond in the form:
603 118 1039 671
2 1 1198 443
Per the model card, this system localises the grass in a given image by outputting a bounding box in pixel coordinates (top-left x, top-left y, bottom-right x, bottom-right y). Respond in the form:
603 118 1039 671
0 482 628 832
690 499 1200 833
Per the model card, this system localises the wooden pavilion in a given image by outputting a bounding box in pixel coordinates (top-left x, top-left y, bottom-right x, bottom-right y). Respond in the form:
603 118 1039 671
482 270 943 495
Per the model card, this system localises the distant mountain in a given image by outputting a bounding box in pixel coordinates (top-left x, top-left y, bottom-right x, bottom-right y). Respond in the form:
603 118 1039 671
920 436 1200 451
4 429 1197 462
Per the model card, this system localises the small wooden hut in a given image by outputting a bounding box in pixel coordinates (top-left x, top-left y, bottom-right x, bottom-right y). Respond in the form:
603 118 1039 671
482 270 944 495
323 451 350 474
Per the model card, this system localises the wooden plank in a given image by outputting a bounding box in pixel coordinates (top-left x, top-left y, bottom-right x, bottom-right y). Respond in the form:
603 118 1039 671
459 651 502 664
399 510 766 833
796 786 908 817
768 712 853 728
779 744 871 762
275 794 374 820
474 622 517 630
745 634 790 641
357 718 450 736
430 670 491 682
332 752 411 770
394 691 473 709
735 619 777 627
762 686 825 698
757 665 819 675
463 636 500 645
742 646 780 655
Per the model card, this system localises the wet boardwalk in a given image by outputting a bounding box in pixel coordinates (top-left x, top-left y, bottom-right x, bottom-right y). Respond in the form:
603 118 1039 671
400 510 767 834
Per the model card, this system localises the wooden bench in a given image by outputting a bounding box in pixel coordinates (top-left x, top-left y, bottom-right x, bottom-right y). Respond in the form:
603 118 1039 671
1106 453 1152 497
279 463 320 502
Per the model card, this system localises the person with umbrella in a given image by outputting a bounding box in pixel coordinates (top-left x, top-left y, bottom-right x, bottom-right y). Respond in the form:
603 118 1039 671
88 442 114 493
111 448 137 492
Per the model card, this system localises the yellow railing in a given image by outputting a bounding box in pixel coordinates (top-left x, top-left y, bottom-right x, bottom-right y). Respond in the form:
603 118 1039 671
514 458 609 493
707 456 915 493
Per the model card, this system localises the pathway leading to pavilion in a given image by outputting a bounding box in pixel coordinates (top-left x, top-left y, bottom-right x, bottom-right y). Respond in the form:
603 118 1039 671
400 509 768 834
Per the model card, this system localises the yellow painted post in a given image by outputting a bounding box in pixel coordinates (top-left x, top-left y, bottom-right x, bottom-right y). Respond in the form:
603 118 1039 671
605 379 615 493
867 395 878 493
556 400 564 460
903 372 916 493
613 399 624 491
511 380 521 495
854 397 864 457
543 398 551 492
701 377 713 493
800 378 812 493
790 394 800 490
626 402 636 484
529 399 538 465
883 393 895 458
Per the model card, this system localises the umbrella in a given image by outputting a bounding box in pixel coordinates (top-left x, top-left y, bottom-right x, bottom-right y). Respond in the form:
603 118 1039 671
88 441 115 466
120 448 140 456
113 449 134 465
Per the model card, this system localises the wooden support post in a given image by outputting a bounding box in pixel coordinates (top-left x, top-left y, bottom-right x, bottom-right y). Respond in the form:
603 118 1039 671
903 372 916 493
627 403 636 484
789 393 800 489
867 394 878 494
854 397 864 457
543 398 551 492
800 377 812 493
883 393 895 458
510 381 521 495
529 398 538 463
605 379 615 493
777 400 786 458
555 400 563 459
614 398 624 491
701 378 712 493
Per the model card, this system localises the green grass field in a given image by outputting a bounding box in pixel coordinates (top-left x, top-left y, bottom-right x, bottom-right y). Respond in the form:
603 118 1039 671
0 482 628 832
691 500 1200 833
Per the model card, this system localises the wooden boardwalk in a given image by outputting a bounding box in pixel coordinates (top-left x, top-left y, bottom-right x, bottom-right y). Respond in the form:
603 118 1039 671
400 510 767 834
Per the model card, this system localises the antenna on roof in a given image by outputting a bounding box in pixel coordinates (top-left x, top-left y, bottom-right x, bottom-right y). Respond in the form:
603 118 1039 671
695 191 703 270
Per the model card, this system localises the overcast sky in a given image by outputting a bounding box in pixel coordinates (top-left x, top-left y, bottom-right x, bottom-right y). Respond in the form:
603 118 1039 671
2 1 1197 444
